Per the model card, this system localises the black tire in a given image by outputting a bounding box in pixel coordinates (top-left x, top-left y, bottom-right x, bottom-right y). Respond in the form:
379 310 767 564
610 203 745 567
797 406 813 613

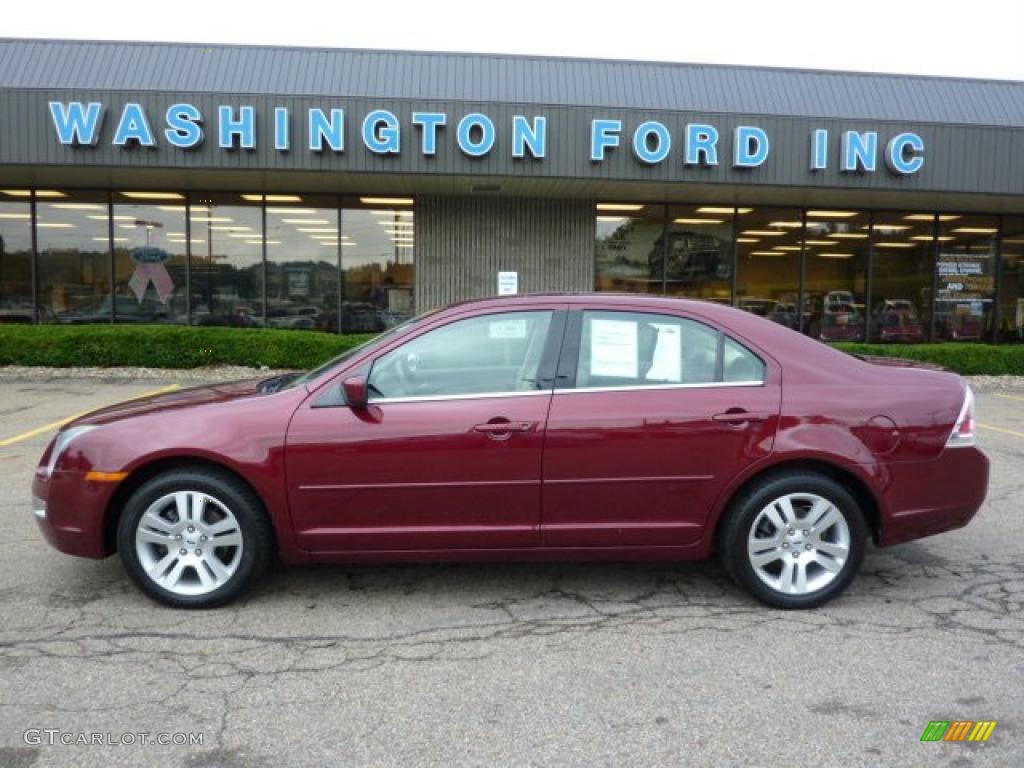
117 468 275 609
719 472 867 609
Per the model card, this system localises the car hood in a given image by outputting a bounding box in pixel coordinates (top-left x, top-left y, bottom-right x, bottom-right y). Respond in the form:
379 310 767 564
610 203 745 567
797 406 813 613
67 378 270 428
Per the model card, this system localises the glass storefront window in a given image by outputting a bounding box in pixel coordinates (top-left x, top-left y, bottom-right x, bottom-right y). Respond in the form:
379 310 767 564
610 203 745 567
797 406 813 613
339 201 415 333
595 204 667 294
264 195 340 332
999 217 1024 343
935 214 997 342
803 209 869 342
189 194 263 327
0 199 33 323
869 212 934 343
663 205 734 303
111 193 188 324
37 190 112 324
735 207 803 329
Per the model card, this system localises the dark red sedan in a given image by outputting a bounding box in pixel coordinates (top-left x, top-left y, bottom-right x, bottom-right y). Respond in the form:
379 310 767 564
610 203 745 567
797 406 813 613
32 294 988 609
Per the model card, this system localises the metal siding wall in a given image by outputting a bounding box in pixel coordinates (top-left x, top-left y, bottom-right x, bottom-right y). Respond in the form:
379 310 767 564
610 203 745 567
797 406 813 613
416 196 593 310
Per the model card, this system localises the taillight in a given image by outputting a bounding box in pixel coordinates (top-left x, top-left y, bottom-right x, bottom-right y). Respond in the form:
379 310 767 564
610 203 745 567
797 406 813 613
946 385 976 448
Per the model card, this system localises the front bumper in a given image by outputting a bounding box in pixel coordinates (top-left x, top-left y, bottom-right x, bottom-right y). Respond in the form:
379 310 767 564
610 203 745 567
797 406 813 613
876 446 989 546
32 469 119 559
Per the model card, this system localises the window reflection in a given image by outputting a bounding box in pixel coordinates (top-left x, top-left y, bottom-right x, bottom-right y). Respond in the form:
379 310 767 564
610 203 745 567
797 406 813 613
37 190 112 324
735 208 803 329
339 203 415 333
803 210 869 342
595 204 666 294
936 215 997 342
0 200 33 323
663 205 734 303
189 195 263 327
870 213 934 343
999 217 1024 343
112 194 188 324
264 196 340 332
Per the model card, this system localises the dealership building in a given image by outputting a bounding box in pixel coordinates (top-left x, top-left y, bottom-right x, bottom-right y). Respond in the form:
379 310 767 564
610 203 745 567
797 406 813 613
0 38 1022 342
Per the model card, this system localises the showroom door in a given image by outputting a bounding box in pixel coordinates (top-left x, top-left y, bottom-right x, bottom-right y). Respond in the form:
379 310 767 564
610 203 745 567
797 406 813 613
541 307 781 548
286 307 566 552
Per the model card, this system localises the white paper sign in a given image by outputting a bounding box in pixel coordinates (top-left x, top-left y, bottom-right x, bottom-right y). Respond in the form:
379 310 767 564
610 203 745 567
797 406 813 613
590 319 638 377
646 324 682 382
497 271 519 296
489 319 528 339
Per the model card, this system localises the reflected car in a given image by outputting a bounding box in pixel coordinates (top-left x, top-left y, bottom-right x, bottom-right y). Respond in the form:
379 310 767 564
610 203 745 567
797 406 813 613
935 304 985 342
816 291 865 342
32 294 988 610
872 300 925 343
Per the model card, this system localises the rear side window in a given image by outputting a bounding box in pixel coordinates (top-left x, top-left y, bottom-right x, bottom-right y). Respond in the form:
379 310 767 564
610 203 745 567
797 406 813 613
574 310 764 389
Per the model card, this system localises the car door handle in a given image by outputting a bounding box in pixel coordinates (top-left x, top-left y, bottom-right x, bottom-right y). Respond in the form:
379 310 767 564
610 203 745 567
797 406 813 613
473 421 535 434
712 410 770 424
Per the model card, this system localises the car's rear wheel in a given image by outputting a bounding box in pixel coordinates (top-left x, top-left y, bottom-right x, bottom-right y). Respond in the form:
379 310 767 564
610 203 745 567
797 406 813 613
720 473 867 609
117 468 274 608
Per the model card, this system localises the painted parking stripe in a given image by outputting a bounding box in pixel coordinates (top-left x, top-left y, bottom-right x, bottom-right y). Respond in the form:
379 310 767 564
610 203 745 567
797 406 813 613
977 422 1024 440
0 384 180 447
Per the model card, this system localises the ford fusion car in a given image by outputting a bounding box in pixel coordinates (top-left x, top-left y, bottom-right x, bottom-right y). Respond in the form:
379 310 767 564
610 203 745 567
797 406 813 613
32 294 989 610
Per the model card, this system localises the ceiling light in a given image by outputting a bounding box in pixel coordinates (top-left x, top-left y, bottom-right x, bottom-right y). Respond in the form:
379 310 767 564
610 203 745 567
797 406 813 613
874 242 916 248
3 189 66 198
298 227 337 233
282 218 330 225
742 230 786 236
910 235 955 241
51 203 105 210
192 216 234 222
817 252 855 259
369 209 414 217
0 212 30 219
394 243 414 248
697 207 752 214
380 220 414 227
828 233 869 239
596 203 643 212
674 218 723 225
36 222 75 228
120 192 185 200
209 225 253 231
267 207 319 214
768 221 803 228
360 197 414 206
241 194 303 202
802 240 834 246
903 214 960 222
806 210 858 218
951 227 998 234
735 238 758 244
750 251 784 256
91 215 136 221
596 216 626 223
773 246 801 251
868 224 910 231
156 205 188 212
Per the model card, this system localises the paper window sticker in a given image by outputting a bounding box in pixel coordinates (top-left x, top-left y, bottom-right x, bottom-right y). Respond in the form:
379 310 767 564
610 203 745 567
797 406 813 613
590 318 638 378
646 324 682 382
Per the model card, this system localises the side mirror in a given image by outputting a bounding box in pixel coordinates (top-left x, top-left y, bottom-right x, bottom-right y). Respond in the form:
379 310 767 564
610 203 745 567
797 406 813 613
342 376 369 409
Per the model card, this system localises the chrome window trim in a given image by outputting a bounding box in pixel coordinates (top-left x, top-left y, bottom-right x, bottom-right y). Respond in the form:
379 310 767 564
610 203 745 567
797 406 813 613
555 380 765 395
368 389 552 405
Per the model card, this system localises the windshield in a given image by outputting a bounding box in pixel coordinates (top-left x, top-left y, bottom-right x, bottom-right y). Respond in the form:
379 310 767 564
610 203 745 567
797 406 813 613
284 310 439 389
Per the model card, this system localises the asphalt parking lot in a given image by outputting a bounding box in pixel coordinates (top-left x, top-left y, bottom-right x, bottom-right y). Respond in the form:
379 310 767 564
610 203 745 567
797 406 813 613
0 374 1022 768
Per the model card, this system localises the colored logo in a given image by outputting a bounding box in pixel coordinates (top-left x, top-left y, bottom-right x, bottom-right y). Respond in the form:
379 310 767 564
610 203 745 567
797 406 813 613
921 720 997 742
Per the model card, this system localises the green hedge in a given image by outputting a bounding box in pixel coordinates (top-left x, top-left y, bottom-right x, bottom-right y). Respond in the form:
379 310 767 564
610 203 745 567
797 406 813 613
0 324 376 369
833 343 1024 376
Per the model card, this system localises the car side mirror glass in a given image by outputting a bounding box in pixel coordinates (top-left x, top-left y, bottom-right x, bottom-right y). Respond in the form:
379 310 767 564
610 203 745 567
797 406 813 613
342 376 369 409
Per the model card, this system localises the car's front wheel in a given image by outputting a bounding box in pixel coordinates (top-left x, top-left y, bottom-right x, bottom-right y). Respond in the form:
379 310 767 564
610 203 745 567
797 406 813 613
117 468 274 608
720 473 867 609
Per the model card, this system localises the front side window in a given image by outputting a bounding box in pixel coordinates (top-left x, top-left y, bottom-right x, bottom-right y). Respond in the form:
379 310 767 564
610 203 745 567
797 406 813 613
368 311 554 400
575 310 764 389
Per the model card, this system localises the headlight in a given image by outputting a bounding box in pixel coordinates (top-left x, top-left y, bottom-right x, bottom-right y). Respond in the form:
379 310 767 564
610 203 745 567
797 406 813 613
45 425 97 477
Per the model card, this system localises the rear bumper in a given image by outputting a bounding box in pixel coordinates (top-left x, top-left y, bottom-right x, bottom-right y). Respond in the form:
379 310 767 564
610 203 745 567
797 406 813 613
32 469 117 559
877 446 989 546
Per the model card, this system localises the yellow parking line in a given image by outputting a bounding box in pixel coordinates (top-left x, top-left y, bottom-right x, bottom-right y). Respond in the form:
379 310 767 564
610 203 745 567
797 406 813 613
977 422 1024 440
0 384 181 447
992 392 1024 403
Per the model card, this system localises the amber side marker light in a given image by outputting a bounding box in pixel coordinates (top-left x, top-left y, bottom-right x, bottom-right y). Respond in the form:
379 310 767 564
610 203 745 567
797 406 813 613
85 471 129 483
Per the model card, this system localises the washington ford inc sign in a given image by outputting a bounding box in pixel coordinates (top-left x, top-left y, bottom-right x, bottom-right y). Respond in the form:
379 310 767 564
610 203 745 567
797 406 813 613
48 101 926 175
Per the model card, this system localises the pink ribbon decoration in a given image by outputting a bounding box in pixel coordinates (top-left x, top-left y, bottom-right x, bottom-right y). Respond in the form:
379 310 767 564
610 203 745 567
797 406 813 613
128 261 175 303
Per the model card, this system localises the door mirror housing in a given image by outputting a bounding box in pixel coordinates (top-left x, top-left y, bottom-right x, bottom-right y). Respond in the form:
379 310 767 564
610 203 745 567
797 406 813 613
342 376 369 409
